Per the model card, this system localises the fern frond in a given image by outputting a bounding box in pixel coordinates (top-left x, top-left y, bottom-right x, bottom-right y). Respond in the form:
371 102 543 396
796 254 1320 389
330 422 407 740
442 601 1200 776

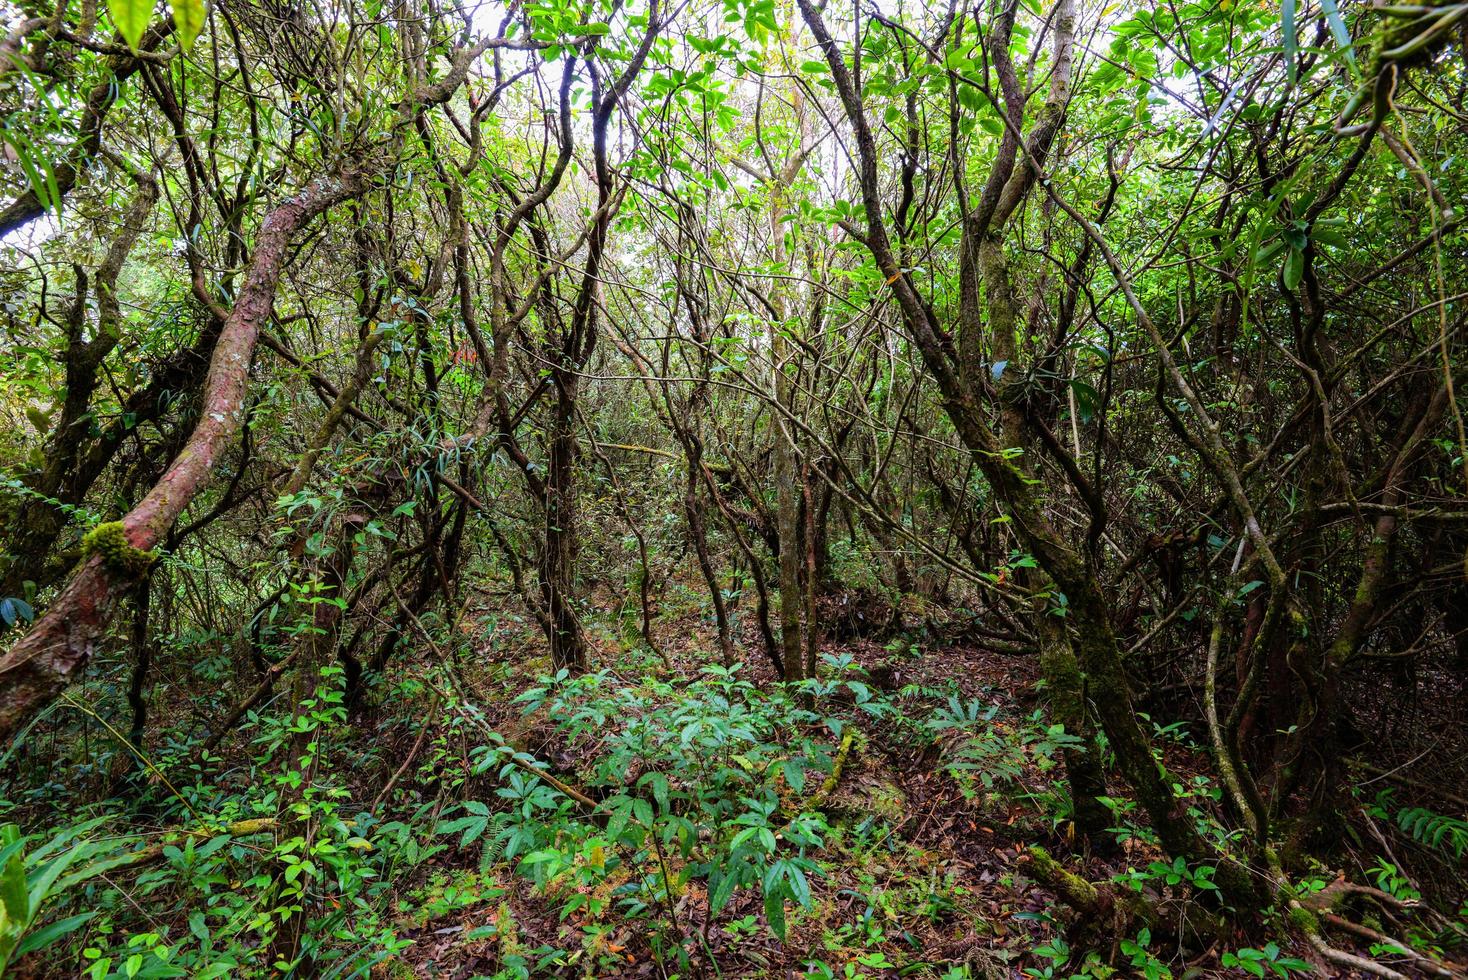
1396 806 1468 858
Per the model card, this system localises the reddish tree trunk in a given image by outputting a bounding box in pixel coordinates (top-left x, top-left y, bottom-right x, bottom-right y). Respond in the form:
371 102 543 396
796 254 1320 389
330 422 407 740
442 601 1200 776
0 166 373 742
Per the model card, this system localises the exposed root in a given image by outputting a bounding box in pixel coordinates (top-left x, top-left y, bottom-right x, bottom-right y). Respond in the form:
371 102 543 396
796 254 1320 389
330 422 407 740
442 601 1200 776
1017 845 1177 940
1320 913 1464 978
1020 845 1107 918
1303 927 1410 980
1022 848 1458 979
1301 875 1421 914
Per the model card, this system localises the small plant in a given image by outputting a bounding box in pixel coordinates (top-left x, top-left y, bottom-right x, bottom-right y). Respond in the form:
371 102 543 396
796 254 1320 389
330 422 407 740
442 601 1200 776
1220 943 1311 977
0 822 104 974
1116 856 1219 894
1396 807 1468 859
1119 928 1171 980
0 594 33 628
1023 937 1072 979
1368 859 1422 905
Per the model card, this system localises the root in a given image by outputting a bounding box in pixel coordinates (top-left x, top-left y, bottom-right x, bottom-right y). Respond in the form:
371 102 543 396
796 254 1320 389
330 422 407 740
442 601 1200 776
1021 847 1451 980
1016 846 1189 939
1303 927 1410 980
1320 913 1464 978
1301 875 1421 914
1019 845 1107 917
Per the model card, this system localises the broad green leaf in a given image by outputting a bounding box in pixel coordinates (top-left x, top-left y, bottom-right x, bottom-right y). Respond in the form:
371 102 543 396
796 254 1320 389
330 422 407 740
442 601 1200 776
0 829 27 925
169 0 206 50
109 0 153 51
15 912 96 956
762 885 786 940
709 866 738 915
1282 247 1304 291
1070 380 1100 424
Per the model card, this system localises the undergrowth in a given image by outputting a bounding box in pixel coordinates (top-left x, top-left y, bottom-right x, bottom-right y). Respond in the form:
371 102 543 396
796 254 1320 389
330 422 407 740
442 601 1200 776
2 647 1466 977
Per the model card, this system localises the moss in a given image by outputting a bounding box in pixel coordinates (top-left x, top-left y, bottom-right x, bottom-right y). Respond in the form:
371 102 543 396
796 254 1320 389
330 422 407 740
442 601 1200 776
1288 903 1321 934
81 521 158 577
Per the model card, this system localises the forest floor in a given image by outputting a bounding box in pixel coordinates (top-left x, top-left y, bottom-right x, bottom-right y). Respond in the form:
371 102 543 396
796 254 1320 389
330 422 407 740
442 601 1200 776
4 570 1458 978
338 577 1467 979
393 643 1048 977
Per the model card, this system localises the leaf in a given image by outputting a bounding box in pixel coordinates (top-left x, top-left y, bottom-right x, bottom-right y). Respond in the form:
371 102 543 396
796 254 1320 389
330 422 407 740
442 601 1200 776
567 22 611 36
15 912 96 956
1281 0 1297 86
10 133 61 218
1 832 28 925
169 0 206 50
1319 0 1355 70
1070 379 1100 424
709 865 739 915
783 758 805 794
785 863 812 908
763 884 787 940
637 772 670 811
193 834 231 859
1282 247 1303 291
26 842 89 918
108 0 153 51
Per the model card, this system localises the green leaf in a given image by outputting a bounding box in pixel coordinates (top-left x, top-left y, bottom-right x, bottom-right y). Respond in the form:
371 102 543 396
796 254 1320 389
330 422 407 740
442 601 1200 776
1281 0 1297 85
108 0 153 51
1070 380 1100 424
32 843 95 902
1 831 28 925
169 0 206 50
1319 0 1356 70
783 758 805 794
709 866 739 915
1282 247 1303 291
762 884 786 940
785 863 812 908
15 912 96 956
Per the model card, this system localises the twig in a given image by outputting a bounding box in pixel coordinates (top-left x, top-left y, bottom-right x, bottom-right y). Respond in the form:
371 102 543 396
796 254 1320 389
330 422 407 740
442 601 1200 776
371 696 441 814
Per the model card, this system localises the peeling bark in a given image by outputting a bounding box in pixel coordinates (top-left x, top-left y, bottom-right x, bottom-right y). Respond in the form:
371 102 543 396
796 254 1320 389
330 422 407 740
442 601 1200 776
0 164 377 742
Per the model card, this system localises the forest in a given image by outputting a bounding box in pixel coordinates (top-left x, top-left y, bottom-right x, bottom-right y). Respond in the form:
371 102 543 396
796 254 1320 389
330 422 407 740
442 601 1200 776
1 0 1466 975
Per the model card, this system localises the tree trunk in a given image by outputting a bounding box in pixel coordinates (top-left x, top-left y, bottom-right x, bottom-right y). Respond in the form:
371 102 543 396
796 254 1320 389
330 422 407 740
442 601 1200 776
773 356 805 682
542 374 586 672
0 164 375 743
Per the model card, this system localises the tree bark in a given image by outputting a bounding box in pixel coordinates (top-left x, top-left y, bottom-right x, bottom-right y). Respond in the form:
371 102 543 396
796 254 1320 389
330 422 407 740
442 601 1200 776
542 374 587 671
0 163 376 743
